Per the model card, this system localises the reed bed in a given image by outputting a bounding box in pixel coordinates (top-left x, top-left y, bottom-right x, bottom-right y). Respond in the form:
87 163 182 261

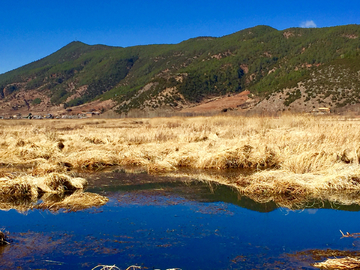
2 115 360 206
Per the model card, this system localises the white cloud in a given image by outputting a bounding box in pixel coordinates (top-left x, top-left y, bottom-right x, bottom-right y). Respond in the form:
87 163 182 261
300 20 317 28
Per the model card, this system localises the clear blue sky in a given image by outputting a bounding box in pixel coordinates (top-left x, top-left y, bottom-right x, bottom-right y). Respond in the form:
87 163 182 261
1 0 359 74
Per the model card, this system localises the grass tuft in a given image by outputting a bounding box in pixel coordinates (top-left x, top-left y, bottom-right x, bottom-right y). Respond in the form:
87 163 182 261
36 191 109 212
314 257 360 269
0 231 8 245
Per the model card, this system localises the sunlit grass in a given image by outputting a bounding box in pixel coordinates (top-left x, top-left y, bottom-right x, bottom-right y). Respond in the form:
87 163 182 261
2 114 360 206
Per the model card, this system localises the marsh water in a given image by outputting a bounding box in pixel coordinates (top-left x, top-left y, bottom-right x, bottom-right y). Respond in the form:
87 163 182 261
1 170 360 269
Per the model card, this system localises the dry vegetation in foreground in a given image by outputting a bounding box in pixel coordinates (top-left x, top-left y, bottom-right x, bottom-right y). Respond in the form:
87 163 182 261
314 257 360 269
290 249 360 270
0 173 108 212
2 114 360 207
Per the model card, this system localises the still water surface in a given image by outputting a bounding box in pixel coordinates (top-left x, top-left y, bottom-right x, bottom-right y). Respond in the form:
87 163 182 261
1 171 360 269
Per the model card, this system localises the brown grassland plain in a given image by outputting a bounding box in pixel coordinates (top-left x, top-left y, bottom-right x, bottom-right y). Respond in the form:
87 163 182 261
1 114 360 209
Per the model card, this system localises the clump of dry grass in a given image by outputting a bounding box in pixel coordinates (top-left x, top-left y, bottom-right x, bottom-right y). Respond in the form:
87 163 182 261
147 161 176 174
36 191 109 212
0 173 99 212
0 173 87 202
237 165 360 194
0 176 38 200
41 173 87 193
66 150 123 170
313 231 360 269
314 257 360 269
290 249 360 269
0 190 108 213
0 231 8 245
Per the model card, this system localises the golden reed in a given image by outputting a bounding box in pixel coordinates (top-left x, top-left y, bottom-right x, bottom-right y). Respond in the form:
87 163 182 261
1 114 360 207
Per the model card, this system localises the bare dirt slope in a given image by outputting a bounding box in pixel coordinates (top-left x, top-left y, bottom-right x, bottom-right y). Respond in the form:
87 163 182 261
180 91 254 114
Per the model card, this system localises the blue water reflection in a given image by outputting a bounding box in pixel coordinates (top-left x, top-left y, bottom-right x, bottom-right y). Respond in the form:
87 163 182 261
1 173 360 269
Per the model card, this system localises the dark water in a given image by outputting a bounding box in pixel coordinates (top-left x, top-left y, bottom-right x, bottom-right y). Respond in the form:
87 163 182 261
1 171 360 269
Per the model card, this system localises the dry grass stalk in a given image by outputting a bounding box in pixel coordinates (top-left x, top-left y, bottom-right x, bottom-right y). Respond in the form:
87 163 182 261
92 265 121 270
340 230 360 239
91 265 141 270
314 257 360 269
125 266 141 270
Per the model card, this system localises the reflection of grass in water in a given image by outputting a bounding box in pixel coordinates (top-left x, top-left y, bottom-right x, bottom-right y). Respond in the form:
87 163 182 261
163 169 360 210
2 115 360 206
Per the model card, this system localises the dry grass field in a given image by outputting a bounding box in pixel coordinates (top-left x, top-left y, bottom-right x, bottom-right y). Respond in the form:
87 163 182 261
2 114 360 208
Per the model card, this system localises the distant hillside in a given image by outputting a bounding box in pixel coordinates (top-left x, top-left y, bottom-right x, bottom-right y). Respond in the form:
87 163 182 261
0 24 360 116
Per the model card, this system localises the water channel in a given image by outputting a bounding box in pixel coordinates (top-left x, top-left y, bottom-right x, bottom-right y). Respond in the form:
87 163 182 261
1 170 360 269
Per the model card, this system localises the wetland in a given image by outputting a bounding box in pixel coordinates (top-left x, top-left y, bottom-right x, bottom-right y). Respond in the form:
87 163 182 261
2 115 360 269
2 170 360 269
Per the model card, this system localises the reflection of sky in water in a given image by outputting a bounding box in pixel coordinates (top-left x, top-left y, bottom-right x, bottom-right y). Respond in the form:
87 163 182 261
305 209 318 215
1 178 360 269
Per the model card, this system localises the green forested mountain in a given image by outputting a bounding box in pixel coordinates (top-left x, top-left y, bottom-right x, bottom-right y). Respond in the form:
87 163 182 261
1 24 360 115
